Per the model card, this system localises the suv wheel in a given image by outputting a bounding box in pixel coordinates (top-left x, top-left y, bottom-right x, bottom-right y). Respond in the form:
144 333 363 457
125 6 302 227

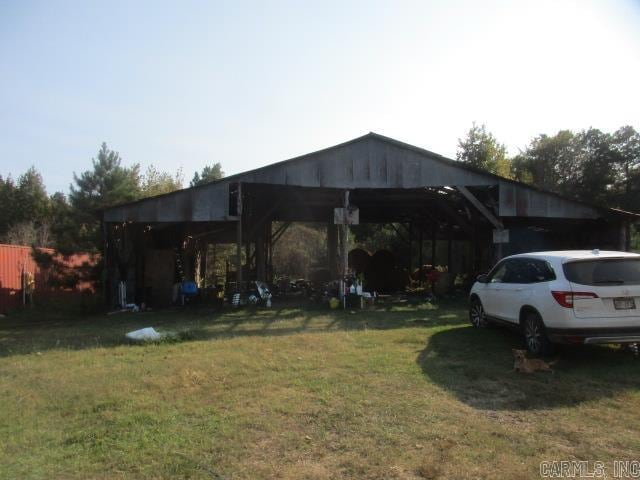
469 298 487 328
522 312 553 356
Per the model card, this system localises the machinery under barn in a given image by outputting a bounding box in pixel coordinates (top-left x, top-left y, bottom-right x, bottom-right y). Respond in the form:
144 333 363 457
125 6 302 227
102 132 638 308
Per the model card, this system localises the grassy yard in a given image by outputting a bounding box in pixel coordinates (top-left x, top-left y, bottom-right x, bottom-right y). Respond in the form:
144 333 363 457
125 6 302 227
1 299 639 479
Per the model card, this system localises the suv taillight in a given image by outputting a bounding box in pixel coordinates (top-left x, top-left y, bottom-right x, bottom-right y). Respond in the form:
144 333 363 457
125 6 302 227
551 291 599 308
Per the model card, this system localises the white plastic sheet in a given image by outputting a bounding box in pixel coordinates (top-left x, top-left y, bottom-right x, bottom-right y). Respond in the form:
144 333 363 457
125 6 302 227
125 327 162 342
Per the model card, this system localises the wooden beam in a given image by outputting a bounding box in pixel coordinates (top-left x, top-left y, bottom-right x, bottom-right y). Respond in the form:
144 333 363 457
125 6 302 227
271 221 291 246
456 186 503 230
256 223 266 282
341 190 349 290
271 221 289 242
327 221 338 278
246 196 285 241
236 183 243 292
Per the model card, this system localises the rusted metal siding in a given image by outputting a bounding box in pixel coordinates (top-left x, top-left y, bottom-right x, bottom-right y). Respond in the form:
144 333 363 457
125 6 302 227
213 135 497 190
104 132 616 224
0 245 36 311
0 244 97 313
104 134 498 223
104 180 231 223
498 181 599 219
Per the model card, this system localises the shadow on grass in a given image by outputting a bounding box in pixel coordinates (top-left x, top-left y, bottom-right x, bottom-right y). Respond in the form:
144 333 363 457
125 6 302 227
0 301 466 358
417 325 640 411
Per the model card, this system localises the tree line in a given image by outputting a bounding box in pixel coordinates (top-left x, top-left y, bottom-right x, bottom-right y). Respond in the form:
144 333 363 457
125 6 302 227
456 123 640 211
0 143 223 253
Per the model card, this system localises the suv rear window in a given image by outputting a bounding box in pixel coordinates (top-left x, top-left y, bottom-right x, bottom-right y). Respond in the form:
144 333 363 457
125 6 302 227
488 258 556 284
563 258 640 286
522 259 556 283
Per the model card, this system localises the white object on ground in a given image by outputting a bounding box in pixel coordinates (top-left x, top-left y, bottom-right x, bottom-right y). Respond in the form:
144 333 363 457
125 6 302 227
125 327 163 342
232 293 241 306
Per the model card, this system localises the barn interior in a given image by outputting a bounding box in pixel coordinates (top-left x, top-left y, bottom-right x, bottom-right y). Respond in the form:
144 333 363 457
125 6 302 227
103 133 636 309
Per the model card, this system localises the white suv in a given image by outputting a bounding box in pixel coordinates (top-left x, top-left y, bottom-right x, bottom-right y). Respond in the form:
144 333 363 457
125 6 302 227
469 250 640 355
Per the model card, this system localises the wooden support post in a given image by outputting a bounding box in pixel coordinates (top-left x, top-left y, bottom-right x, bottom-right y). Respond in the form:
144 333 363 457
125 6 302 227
342 191 349 278
266 221 273 282
183 236 196 282
447 224 453 276
211 244 217 286
199 242 207 287
136 226 146 303
418 228 423 286
256 223 266 282
408 222 413 272
431 225 437 267
236 183 243 293
340 191 350 299
102 221 110 307
327 221 338 279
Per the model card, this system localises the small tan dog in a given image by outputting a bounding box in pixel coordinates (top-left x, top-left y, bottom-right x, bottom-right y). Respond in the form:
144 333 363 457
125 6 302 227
512 349 554 373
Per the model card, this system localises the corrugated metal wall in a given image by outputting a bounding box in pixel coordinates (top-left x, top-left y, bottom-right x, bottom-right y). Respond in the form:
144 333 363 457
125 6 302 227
0 244 98 313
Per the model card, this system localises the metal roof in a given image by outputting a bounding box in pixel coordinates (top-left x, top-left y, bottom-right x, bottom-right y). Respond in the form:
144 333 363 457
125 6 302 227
103 132 638 223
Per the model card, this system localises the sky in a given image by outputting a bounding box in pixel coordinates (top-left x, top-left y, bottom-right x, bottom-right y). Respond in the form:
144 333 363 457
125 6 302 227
1 0 639 194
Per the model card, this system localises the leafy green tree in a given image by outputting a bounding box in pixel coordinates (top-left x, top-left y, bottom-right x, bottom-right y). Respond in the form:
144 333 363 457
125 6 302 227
0 167 52 246
141 165 184 197
272 223 326 278
190 163 224 187
510 128 635 208
611 126 640 211
456 123 511 178
69 143 141 251
572 128 617 205
510 130 577 195
351 223 409 261
48 192 77 254
14 167 50 225
0 175 17 238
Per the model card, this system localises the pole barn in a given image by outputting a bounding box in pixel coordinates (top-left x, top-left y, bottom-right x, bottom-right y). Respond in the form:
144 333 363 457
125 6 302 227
102 133 638 308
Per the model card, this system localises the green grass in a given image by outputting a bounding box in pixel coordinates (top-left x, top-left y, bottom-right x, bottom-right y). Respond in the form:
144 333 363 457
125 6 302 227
1 299 639 479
